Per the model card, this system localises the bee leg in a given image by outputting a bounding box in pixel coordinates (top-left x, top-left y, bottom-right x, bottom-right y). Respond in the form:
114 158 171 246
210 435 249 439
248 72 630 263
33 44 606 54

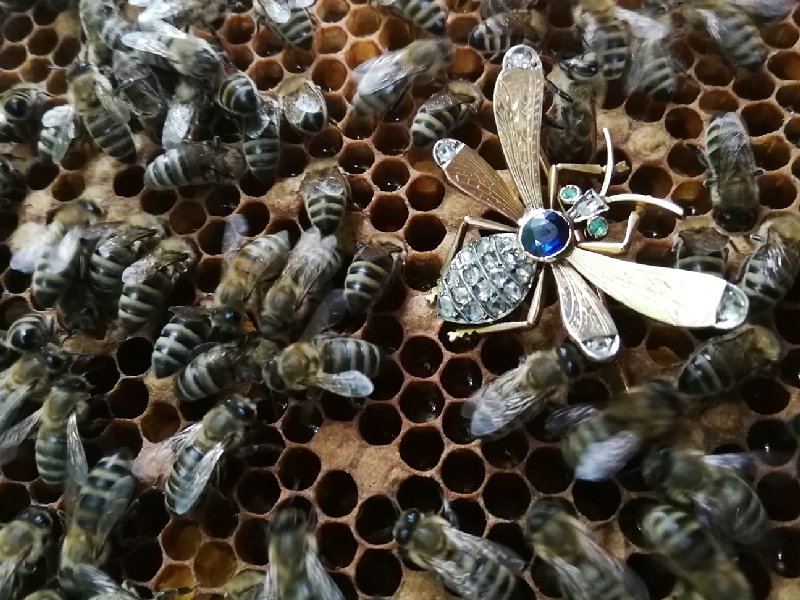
447 270 546 340
440 497 459 529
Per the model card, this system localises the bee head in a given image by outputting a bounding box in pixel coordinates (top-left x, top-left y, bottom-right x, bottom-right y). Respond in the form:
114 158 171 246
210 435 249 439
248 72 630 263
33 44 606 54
65 61 95 81
393 509 420 546
55 374 92 393
560 52 599 80
10 323 46 352
556 342 584 380
41 345 70 374
269 508 307 535
223 395 256 422
20 506 54 530
213 308 243 332
3 95 29 120
525 499 563 534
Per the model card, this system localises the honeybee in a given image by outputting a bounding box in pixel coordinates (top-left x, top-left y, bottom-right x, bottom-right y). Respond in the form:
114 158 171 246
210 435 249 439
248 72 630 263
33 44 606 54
351 39 454 119
175 336 280 402
257 227 342 338
662 0 794 71
411 81 482 148
253 0 316 50
468 0 546 62
641 504 753 600
547 379 684 481
220 568 265 600
87 215 168 307
344 236 406 316
371 0 447 34
299 162 350 236
0 84 50 142
60 452 136 568
643 446 769 545
217 68 262 119
543 53 604 165
463 342 584 439
214 222 291 320
0 351 50 418
6 313 58 353
112 50 168 140
0 505 57 600
264 508 344 600
701 112 760 233
265 336 384 398
571 0 630 80
523 500 648 600
38 105 81 165
79 0 136 60
394 507 524 600
122 20 224 83
132 395 255 515
278 77 328 135
131 0 225 29
677 324 781 397
66 61 136 163
0 157 25 209
10 199 105 308
118 237 199 333
242 96 282 182
673 228 729 277
162 79 214 149
736 213 800 314
144 140 247 189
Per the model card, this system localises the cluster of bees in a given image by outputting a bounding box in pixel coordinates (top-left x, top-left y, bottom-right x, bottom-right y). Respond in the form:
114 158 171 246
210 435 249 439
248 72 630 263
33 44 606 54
0 0 797 597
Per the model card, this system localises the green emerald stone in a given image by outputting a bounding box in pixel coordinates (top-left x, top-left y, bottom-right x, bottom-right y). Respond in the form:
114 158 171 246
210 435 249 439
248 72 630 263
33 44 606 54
559 185 580 202
586 216 609 239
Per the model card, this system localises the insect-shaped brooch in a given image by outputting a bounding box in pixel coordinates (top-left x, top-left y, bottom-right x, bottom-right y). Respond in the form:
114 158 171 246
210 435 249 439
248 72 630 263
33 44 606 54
429 45 749 362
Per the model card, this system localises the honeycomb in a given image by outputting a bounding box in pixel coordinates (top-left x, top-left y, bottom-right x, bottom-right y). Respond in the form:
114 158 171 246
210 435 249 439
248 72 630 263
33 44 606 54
0 0 799 597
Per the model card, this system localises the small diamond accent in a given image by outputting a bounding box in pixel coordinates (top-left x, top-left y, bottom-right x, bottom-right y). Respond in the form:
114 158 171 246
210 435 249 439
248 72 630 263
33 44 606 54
453 286 470 305
503 45 541 71
463 266 480 284
438 293 455 318
463 303 486 321
433 139 463 169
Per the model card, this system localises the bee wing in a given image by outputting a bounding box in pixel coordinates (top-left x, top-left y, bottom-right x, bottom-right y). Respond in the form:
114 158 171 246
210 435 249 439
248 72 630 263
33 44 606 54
162 100 201 148
122 29 177 62
171 441 226 515
137 0 185 23
574 429 641 481
121 250 173 284
702 452 757 480
67 412 88 488
465 366 560 438
9 223 50 273
131 422 203 486
421 91 476 114
61 563 131 598
544 403 600 437
710 113 757 190
354 52 421 94
48 227 85 274
39 105 78 163
92 472 137 545
310 371 374 397
625 36 680 96
0 408 42 466
300 289 348 340
304 550 345 600
727 0 794 20
258 0 293 23
480 0 532 17
92 79 132 123
281 230 341 305
615 6 670 39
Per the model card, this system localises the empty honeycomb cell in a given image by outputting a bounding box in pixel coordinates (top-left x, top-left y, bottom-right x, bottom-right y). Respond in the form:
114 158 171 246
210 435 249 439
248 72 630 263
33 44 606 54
671 181 712 217
764 21 799 48
667 143 706 177
117 337 154 376
0 217 17 243
488 522 532 563
60 150 88 171
694 56 733 86
315 470 358 517
374 124 409 156
400 427 444 471
170 201 207 234
627 553 676 600
758 173 796 209
222 13 255 44
205 185 240 217
629 166 672 200
280 404 322 443
481 431 528 470
26 161 58 190
154 566 193 600
384 95 415 123
358 403 401 445
355 549 402 597
452 121 484 149
371 159 409 192
753 136 792 171
362 314 403 353
20 57 48 83
140 190 177 215
741 377 790 415
664 107 703 140
794 157 800 181
355 494 396 544
448 15 479 44
282 47 315 74
3 14 32 42
397 475 442 512
403 253 440 292
249 59 283 89
312 58 347 92
198 220 226 255
399 381 444 423
309 127 344 158
345 39 379 69
618 497 658 547
738 552 772 600
278 449 321 492
479 335 523 376
479 137 506 169
525 446 573 493
318 26 347 54
0 44 25 70
319 522 358 568
624 94 666 123
768 50 800 80
235 201 270 235
440 449 484 493
400 336 443 378
198 491 239 538
103 420 143 454
113 165 145 198
672 77 701 106
406 175 445 212
742 102 784 136
234 518 269 565
441 401 471 445
646 327 694 362
339 142 374 173
123 540 163 583
278 146 308 177
84 354 120 394
572 479 621 521
321 391 361 422
748 419 797 466
369 194 408 232
378 16 413 51
776 83 800 113
483 472 530 519
4 269 30 294
698 89 739 113
450 47 483 81
108 378 148 419
344 117 374 141
638 210 676 239
194 541 237 587
346 6 381 36
440 357 482 398
51 172 85 202
0 297 29 327
786 117 800 147
608 306 646 349
45 69 66 95
404 214 446 252
764 527 800 577
733 71 776 101
26 27 57 56
3 440 35 483
161 519 202 561
30 479 61 504
757 472 800 521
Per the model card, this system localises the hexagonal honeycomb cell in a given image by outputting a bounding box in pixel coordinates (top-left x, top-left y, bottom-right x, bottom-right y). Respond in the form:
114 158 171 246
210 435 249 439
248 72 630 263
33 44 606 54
0 0 799 599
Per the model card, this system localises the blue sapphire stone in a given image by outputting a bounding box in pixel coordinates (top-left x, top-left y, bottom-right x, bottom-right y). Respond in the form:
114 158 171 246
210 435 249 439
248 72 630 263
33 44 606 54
519 210 571 259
